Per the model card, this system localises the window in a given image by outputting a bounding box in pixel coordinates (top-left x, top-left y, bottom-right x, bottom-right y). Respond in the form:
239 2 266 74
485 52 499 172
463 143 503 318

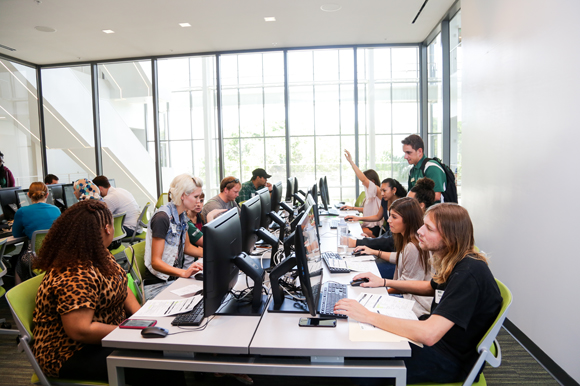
449 11 462 198
427 34 443 159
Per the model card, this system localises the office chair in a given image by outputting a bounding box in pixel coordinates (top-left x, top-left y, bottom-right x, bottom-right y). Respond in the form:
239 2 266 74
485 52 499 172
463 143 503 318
410 279 513 386
28 229 49 278
6 273 108 386
354 191 366 208
155 193 168 209
121 203 151 245
1 239 20 335
124 244 145 305
109 212 127 256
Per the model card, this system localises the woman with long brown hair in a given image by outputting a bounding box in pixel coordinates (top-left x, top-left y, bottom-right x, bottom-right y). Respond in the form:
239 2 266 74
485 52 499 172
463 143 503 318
350 197 433 317
32 200 185 385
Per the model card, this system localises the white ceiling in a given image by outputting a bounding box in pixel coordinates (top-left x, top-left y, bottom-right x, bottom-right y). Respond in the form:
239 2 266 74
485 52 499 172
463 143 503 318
0 0 456 66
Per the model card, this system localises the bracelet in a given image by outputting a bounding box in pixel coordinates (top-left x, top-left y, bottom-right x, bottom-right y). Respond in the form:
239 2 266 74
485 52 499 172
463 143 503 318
384 278 387 287
378 249 382 258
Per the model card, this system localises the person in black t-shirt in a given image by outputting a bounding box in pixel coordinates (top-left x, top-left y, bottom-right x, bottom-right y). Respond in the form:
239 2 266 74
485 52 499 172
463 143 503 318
335 203 502 384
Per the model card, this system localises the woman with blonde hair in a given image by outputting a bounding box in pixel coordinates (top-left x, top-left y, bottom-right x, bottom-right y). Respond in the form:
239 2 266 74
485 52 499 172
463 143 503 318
13 181 61 283
143 174 204 298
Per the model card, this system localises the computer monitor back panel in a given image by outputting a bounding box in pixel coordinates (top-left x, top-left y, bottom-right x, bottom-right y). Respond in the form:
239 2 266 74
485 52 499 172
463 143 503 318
0 186 22 221
63 184 79 208
240 195 261 254
257 187 271 229
202 209 242 317
319 177 329 211
270 181 282 214
285 177 294 203
108 178 116 187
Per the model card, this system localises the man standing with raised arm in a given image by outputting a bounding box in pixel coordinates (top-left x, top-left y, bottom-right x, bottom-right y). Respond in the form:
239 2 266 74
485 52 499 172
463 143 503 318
335 203 502 384
402 134 446 202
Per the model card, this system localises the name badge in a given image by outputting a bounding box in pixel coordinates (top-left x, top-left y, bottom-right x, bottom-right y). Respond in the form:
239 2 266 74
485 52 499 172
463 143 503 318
435 289 444 304
170 224 177 233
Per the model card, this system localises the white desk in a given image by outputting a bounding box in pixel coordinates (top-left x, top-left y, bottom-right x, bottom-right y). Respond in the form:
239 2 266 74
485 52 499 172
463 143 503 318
104 221 410 386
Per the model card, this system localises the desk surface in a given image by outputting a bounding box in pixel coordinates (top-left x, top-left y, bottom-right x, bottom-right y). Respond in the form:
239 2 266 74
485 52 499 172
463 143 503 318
104 216 411 360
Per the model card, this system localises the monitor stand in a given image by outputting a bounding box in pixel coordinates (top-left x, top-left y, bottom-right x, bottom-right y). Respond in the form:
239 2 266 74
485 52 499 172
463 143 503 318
216 293 269 316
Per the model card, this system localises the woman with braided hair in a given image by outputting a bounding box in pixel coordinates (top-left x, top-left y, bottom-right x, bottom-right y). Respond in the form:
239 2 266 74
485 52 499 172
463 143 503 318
32 199 186 385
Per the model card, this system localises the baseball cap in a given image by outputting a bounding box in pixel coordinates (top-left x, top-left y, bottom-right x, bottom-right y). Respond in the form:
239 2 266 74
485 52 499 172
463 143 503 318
252 168 272 179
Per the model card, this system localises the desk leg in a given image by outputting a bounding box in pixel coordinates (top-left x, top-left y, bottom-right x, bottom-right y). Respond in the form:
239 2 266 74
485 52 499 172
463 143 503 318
394 368 406 386
107 358 125 386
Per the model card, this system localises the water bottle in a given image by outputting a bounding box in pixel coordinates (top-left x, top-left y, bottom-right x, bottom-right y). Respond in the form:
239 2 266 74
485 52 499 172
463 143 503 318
337 218 349 255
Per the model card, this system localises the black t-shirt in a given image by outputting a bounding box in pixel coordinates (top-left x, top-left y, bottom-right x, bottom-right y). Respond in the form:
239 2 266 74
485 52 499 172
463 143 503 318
430 256 502 372
380 199 390 232
149 211 184 270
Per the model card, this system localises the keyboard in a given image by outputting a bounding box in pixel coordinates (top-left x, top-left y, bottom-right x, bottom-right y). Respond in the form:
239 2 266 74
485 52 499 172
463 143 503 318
326 207 340 216
171 299 205 326
321 251 350 273
318 282 348 319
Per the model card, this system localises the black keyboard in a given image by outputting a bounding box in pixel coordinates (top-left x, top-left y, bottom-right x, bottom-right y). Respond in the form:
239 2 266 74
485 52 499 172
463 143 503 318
321 251 350 273
318 282 348 319
171 299 205 326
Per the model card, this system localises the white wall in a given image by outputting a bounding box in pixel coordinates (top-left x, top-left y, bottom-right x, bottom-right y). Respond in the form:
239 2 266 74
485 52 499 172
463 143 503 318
462 0 580 382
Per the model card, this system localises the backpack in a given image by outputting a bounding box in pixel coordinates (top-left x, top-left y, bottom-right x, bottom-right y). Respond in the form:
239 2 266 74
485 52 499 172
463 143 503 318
421 157 458 203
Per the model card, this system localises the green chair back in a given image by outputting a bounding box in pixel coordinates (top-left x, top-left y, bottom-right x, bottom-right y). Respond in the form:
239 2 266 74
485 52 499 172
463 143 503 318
131 241 148 282
31 230 49 255
354 191 366 207
6 273 45 338
112 213 127 241
156 193 168 209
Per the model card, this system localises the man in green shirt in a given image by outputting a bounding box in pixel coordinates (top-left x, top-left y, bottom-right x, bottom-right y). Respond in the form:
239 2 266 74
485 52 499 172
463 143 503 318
402 134 446 202
236 168 272 203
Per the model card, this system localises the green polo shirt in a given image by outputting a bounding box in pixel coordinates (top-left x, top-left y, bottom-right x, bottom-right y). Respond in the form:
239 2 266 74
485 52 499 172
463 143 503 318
187 220 203 245
236 180 260 203
408 155 446 193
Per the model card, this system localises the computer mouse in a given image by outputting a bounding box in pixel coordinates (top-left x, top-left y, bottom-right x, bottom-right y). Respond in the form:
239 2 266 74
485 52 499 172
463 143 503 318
350 278 369 287
194 272 203 281
141 327 169 338
352 250 363 256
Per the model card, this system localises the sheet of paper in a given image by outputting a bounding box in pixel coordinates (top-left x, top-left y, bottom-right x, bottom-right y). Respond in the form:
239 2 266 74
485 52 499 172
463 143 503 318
345 261 376 272
131 296 201 317
170 283 202 297
347 222 365 239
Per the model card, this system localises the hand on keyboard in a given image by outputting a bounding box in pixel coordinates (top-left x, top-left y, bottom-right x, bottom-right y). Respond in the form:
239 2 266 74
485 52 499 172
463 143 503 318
333 298 372 323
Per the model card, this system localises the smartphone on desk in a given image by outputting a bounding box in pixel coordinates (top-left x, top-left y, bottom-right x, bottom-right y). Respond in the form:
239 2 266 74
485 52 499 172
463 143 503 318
298 317 337 327
119 319 157 329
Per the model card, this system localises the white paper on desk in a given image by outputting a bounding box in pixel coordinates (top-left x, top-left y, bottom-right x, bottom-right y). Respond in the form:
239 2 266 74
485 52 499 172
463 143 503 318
131 296 201 317
345 261 376 272
170 284 202 297
347 222 365 239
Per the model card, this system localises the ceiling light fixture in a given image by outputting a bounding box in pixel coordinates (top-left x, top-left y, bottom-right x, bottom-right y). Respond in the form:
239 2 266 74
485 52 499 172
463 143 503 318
320 4 341 12
179 23 191 27
264 17 276 22
412 0 429 24
0 43 16 52
102 29 115 34
35 26 56 33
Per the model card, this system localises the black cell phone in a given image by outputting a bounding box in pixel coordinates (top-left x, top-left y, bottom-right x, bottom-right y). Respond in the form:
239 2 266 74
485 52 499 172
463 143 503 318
298 317 337 327
119 319 157 329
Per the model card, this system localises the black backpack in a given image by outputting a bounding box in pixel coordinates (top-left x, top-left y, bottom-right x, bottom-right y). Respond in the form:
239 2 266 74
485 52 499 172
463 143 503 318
421 157 458 203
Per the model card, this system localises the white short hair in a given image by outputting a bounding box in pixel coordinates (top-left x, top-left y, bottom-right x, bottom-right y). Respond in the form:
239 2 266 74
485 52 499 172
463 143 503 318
169 174 203 206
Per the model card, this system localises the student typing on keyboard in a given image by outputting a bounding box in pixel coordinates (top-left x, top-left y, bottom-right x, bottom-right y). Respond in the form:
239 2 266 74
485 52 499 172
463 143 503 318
334 204 502 385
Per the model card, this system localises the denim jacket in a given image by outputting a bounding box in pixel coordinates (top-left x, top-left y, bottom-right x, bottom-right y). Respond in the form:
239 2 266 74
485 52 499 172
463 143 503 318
144 202 188 281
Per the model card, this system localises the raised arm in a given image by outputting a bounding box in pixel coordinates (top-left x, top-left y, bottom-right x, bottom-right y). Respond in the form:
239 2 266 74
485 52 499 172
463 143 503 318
344 149 370 188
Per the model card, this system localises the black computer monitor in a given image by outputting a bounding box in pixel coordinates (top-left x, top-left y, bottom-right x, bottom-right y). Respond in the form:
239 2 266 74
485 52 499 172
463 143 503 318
0 186 22 221
49 183 67 211
319 177 329 211
310 183 318 207
16 188 55 208
293 177 305 205
268 208 323 315
240 195 261 255
257 187 271 229
203 208 267 317
63 184 79 208
270 181 283 214
285 177 294 203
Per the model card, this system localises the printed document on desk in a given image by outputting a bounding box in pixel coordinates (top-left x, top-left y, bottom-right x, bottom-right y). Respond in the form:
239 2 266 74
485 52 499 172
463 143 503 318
131 295 202 317
348 292 422 347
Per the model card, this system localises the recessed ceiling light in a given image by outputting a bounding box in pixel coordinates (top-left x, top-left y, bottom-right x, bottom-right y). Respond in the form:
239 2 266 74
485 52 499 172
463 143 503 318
264 17 276 22
179 23 191 27
102 29 115 34
35 26 56 33
0 116 6 119
320 4 342 12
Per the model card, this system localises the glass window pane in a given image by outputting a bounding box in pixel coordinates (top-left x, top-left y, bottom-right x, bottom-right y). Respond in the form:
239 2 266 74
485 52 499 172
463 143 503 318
450 11 462 199
428 34 443 158
42 65 96 185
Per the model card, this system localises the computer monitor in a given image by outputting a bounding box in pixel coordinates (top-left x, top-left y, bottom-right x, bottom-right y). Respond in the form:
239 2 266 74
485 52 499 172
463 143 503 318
319 177 329 211
309 183 318 207
240 195 261 255
16 188 55 208
257 187 271 229
63 184 79 208
285 177 294 203
0 186 22 221
108 178 116 187
49 183 67 211
203 208 267 317
268 209 323 315
270 181 283 214
293 177 305 205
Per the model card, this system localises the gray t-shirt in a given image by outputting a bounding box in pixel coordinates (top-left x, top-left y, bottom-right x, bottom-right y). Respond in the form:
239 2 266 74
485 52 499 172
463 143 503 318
200 194 239 219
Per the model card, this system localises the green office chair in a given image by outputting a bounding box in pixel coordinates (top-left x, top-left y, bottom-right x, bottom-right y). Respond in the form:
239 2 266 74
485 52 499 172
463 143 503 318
122 203 151 245
109 212 127 255
28 229 49 278
410 279 513 386
6 273 108 386
1 239 20 335
155 193 168 209
125 244 145 305
354 191 366 208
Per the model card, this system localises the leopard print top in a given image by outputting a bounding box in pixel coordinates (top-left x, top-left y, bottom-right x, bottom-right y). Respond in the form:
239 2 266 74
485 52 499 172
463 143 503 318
32 255 127 378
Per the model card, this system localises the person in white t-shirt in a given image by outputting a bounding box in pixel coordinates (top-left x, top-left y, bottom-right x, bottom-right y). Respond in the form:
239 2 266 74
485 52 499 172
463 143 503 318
341 149 382 237
93 176 141 236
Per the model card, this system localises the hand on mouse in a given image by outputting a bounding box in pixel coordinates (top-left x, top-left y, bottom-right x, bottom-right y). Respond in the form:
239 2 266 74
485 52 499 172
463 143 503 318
351 272 382 288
